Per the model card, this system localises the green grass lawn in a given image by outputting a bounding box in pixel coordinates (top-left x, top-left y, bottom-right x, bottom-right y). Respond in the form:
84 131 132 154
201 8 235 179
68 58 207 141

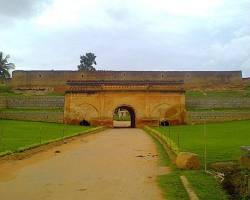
0 119 96 155
0 83 64 96
155 120 250 165
146 128 228 200
0 108 63 112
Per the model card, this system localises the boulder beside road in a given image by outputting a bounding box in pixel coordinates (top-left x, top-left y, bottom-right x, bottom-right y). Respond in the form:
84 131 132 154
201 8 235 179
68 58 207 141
176 152 201 170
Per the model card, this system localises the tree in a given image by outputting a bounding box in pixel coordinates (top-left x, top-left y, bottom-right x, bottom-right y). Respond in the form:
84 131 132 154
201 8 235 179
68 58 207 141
0 52 15 80
77 52 97 71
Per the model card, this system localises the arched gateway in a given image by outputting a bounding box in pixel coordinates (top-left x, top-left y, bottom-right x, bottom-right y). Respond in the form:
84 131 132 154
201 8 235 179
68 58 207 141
63 77 186 127
113 105 136 128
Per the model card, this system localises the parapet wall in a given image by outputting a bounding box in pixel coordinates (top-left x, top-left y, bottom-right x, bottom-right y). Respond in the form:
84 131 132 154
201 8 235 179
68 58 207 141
10 70 243 92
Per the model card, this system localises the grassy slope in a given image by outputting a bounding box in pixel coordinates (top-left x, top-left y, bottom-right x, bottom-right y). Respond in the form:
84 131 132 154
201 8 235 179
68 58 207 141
0 108 63 112
148 132 189 200
0 120 95 154
147 129 228 200
155 120 250 165
186 85 250 98
0 83 63 96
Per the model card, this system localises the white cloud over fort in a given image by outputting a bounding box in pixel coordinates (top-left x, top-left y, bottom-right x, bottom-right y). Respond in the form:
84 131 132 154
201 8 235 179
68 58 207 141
0 0 249 76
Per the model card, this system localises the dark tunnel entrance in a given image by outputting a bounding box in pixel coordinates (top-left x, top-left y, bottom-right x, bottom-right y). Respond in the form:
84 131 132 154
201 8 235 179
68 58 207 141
113 105 136 128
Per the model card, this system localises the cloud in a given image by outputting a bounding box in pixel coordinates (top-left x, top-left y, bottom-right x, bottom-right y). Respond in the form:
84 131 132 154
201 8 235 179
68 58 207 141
0 0 52 27
203 35 250 76
0 0 51 18
0 0 250 76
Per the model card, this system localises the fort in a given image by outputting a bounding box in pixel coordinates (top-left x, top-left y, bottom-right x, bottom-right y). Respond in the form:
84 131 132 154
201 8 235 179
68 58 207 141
9 70 243 92
3 70 249 127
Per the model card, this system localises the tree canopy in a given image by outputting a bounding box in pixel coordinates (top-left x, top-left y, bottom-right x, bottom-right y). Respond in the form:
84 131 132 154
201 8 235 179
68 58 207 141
77 52 97 71
0 52 15 80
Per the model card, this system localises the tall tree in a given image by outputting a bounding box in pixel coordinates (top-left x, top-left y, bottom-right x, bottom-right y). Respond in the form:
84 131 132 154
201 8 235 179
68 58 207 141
77 52 97 71
0 52 15 80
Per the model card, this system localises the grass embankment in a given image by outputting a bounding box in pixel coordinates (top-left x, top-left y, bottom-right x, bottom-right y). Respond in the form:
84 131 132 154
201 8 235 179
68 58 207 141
146 125 230 200
186 85 250 98
0 108 63 112
0 83 64 96
154 120 250 165
147 128 228 200
0 120 100 156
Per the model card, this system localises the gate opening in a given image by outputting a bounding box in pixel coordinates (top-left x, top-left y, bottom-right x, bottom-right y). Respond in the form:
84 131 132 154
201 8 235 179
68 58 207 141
160 120 170 126
113 106 136 128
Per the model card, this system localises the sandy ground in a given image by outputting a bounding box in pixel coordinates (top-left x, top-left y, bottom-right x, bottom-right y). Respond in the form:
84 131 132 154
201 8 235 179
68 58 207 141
0 128 169 200
113 120 131 127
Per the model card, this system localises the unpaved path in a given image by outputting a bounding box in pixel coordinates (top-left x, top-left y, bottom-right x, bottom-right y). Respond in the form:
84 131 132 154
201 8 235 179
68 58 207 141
0 128 168 200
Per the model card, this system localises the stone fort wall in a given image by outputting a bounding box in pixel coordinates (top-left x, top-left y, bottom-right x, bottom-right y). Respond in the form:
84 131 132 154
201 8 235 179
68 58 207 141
64 91 186 127
2 95 249 111
9 70 243 92
1 95 250 124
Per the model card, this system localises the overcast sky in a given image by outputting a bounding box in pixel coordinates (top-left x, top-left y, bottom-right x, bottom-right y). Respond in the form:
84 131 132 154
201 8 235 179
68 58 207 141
0 0 250 77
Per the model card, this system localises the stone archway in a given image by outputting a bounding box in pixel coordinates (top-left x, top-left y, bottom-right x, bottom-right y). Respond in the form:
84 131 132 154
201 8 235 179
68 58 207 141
113 105 136 128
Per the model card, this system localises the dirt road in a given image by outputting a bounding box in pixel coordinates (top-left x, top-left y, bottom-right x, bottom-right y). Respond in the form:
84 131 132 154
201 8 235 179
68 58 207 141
0 129 168 200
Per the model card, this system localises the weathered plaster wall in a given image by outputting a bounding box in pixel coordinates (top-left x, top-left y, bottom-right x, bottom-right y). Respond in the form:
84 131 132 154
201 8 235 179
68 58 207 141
10 70 243 92
64 91 186 127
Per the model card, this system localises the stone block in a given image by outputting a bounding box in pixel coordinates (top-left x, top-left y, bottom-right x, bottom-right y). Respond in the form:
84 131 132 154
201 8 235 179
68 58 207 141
176 152 201 170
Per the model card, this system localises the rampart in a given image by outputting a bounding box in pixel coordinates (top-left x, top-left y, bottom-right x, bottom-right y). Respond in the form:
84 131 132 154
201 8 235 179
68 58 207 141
9 70 243 92
1 95 250 124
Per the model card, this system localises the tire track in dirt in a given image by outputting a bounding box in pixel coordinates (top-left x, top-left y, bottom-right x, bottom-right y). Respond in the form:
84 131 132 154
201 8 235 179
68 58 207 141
0 128 169 200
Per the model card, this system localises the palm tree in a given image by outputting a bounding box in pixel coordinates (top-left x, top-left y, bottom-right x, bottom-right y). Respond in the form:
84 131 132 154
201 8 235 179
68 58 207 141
0 52 15 80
